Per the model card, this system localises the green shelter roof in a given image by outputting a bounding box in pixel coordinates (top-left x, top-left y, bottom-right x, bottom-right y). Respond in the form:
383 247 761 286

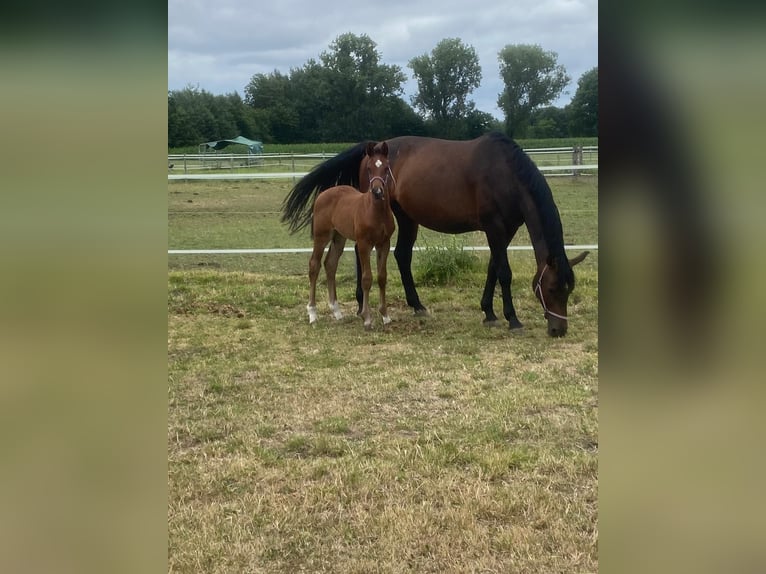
202 136 263 153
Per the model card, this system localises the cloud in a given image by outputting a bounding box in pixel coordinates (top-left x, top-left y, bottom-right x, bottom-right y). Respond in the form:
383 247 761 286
168 0 597 117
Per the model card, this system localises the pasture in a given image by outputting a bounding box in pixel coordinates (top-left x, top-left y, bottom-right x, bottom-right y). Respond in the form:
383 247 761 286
168 174 598 572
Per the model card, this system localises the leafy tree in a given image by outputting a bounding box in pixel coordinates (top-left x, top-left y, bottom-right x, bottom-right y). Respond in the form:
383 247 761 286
317 33 406 141
167 86 261 148
528 106 569 138
568 67 598 136
409 38 482 125
244 70 301 142
497 44 570 138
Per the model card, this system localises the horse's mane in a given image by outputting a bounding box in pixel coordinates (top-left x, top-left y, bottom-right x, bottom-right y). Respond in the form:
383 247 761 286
281 141 368 233
486 132 574 288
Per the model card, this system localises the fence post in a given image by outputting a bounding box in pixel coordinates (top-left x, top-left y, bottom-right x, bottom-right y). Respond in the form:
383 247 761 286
572 145 583 177
183 154 187 174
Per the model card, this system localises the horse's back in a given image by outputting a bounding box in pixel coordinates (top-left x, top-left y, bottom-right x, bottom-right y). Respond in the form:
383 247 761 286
384 136 496 233
311 185 363 240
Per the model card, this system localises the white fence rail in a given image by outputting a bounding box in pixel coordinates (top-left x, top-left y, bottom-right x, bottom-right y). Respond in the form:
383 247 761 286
167 146 598 180
168 244 598 255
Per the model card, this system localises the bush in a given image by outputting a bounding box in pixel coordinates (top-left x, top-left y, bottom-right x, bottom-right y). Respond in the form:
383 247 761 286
415 237 482 286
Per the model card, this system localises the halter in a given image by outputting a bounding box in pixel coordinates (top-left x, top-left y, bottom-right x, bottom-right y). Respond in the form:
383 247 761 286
534 264 568 321
368 166 396 195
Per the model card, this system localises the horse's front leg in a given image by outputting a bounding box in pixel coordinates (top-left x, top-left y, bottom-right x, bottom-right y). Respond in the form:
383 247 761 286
481 256 500 325
376 241 392 325
391 208 427 315
486 234 523 330
356 243 374 329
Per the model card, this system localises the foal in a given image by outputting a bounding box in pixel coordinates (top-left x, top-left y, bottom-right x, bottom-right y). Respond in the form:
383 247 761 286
307 141 395 329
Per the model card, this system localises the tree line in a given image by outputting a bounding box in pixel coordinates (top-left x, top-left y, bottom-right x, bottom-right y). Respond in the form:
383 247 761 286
168 33 597 148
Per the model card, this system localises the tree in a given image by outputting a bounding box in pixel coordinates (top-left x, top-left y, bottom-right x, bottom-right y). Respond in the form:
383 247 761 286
242 33 416 143
528 106 569 138
318 33 406 140
497 44 570 138
408 38 482 128
568 67 598 136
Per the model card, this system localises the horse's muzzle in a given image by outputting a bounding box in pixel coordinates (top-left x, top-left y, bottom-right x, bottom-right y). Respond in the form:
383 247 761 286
547 318 567 337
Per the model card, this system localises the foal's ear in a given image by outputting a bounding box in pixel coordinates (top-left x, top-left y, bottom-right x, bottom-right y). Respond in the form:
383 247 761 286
569 251 590 266
365 141 376 157
380 141 389 156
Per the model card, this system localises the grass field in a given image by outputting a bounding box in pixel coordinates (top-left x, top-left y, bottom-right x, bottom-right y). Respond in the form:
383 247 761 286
168 175 598 572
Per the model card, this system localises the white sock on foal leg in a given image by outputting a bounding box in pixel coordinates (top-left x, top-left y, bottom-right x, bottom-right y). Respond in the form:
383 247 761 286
330 301 343 320
307 304 318 324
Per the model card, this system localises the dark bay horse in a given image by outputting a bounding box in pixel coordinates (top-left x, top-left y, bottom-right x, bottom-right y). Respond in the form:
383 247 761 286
283 132 588 336
306 141 396 330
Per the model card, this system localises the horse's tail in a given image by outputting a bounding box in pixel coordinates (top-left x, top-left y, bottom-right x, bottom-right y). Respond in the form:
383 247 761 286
281 141 369 233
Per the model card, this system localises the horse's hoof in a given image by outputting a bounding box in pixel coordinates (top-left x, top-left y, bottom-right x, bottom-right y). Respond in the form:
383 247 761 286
483 318 501 328
508 318 524 330
382 315 392 325
414 308 429 317
364 322 373 331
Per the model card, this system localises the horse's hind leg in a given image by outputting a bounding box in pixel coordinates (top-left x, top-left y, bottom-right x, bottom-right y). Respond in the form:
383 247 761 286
324 232 346 320
308 236 329 324
376 241 392 325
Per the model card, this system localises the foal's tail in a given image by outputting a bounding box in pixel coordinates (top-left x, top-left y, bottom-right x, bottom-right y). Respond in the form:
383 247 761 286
281 141 369 233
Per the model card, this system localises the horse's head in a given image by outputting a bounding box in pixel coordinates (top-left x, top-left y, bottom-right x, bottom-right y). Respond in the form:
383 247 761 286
532 251 589 337
364 141 393 200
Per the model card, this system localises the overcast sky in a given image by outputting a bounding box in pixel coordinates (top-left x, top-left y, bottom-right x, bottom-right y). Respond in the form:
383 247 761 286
168 0 597 120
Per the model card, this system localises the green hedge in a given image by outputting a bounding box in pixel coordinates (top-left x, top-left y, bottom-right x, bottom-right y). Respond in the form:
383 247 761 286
168 137 597 155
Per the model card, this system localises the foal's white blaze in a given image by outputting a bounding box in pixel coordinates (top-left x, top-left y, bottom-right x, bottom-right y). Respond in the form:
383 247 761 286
330 301 343 320
307 304 318 324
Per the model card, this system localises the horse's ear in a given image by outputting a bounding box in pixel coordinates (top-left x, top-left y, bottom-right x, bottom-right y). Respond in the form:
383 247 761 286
365 141 376 157
380 141 389 156
569 251 590 266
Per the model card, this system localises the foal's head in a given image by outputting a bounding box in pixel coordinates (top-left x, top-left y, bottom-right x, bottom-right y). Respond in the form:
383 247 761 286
364 141 393 200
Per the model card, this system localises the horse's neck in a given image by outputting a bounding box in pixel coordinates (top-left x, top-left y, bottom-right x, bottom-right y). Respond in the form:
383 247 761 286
519 193 553 266
366 193 392 216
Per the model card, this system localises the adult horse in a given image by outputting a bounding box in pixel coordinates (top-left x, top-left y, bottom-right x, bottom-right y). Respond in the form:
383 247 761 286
307 141 395 330
282 132 589 337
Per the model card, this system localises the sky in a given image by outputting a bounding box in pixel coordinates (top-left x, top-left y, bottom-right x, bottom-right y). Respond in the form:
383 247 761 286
168 0 597 120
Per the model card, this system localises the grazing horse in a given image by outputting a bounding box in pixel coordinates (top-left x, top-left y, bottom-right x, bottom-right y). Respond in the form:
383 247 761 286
305 141 396 330
283 132 588 337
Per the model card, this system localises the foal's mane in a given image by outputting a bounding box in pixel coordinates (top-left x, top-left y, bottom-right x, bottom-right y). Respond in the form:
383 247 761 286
487 132 574 288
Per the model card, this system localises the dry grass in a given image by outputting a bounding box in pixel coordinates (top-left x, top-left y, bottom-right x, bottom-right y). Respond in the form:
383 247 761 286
168 255 598 573
168 175 598 572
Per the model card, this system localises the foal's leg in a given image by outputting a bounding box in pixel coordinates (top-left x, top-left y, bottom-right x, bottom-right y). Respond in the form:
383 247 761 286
357 242 374 329
324 232 346 320
376 240 392 325
308 233 329 324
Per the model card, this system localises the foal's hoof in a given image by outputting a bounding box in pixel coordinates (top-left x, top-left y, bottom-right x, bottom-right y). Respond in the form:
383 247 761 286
364 322 373 331
508 317 524 330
